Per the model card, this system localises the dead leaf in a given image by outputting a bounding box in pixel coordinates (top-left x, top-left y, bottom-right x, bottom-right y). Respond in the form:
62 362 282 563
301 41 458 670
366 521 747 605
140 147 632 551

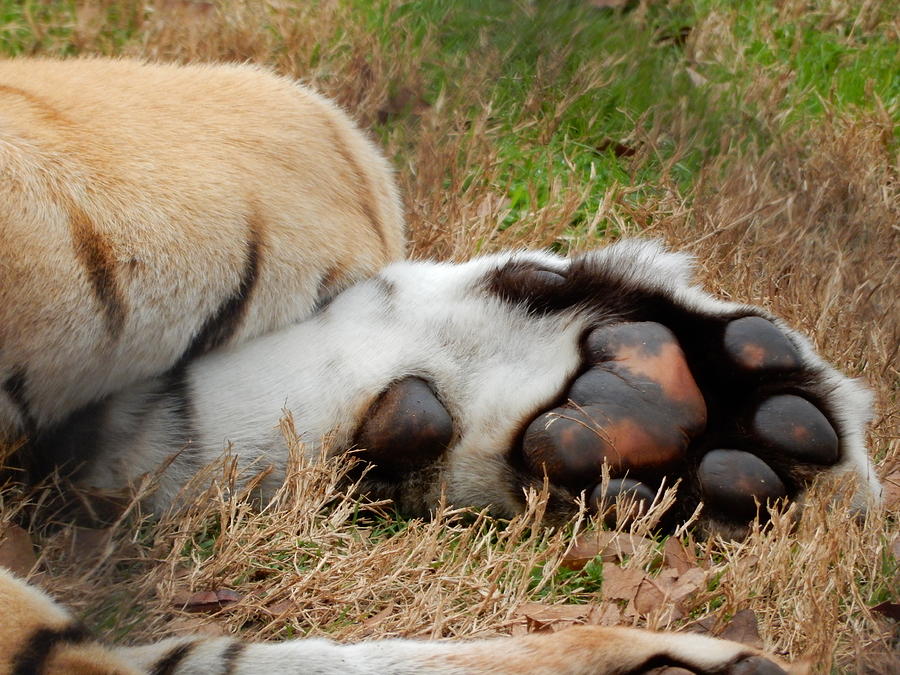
601 565 646 600
656 27 692 47
644 669 695 675
588 0 630 9
686 614 717 635
69 527 114 561
561 534 614 570
634 577 685 622
0 524 37 576
663 538 698 575
685 67 709 87
513 602 591 634
882 470 900 512
562 533 653 570
159 0 215 17
361 603 395 629
173 588 243 613
165 615 229 637
595 139 636 158
870 601 900 621
264 599 295 616
586 603 622 626
655 567 681 585
668 567 707 605
634 578 668 615
720 609 763 649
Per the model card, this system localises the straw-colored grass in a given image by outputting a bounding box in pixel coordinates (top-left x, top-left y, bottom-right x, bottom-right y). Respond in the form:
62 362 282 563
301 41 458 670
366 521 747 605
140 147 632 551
1 1 896 672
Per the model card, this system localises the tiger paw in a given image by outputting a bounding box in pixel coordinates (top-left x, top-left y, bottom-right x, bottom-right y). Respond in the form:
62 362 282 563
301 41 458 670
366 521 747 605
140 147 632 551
492 244 877 534
518 317 844 531
320 241 877 535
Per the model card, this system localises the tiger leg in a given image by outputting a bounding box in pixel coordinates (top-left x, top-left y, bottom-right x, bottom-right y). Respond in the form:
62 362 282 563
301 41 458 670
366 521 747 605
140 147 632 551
0 568 801 675
116 625 802 675
65 239 877 534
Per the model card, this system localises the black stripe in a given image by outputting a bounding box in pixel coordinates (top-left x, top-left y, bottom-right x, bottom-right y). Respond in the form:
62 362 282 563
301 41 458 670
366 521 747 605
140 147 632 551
221 641 246 675
324 120 387 255
68 202 127 339
162 365 197 455
11 623 91 675
150 641 196 675
180 220 262 364
3 367 36 435
624 650 784 675
27 398 107 483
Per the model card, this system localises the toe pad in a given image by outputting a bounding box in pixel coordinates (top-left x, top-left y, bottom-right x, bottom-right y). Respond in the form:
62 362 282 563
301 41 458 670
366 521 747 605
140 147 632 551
752 395 839 465
698 449 787 520
355 377 453 476
723 317 801 373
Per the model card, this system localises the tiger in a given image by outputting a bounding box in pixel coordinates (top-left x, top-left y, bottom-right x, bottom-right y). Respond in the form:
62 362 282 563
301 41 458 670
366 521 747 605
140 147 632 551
0 57 879 674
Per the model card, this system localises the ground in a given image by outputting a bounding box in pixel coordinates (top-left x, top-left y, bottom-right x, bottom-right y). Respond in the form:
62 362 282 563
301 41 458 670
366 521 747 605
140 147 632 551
0 1 896 672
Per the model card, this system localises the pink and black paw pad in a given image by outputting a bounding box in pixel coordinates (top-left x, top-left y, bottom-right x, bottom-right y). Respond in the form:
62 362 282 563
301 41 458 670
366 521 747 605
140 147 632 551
517 315 843 529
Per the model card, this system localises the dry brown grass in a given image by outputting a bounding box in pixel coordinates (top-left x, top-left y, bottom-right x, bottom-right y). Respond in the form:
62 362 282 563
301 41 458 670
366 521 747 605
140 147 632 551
1 0 897 672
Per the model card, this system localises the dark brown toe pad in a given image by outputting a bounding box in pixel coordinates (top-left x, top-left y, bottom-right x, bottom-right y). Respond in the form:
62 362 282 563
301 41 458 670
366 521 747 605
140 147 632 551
521 322 707 490
728 655 788 675
751 394 839 465
723 316 801 373
589 478 656 527
354 376 453 476
698 449 787 520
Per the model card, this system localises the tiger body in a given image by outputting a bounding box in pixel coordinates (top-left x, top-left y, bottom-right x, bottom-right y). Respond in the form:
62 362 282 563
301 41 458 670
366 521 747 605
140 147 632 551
0 58 876 674
0 57 403 440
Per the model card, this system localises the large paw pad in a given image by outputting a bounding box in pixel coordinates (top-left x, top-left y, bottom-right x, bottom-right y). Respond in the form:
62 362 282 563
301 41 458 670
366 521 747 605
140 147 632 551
522 322 707 490
519 315 844 527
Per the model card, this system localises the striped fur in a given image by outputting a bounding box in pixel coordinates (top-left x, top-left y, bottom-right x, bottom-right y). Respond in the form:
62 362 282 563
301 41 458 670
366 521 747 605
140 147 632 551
0 57 404 441
0 569 805 674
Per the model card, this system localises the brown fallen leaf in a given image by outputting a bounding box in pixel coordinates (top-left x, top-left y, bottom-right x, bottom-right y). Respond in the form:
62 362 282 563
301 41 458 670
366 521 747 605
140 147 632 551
264 599 296 616
512 602 591 635
655 567 681 585
361 603 395 629
719 609 763 650
870 601 900 621
685 66 709 87
595 139 637 158
668 566 707 605
881 469 900 512
685 614 717 635
588 0 631 9
663 537 698 575
173 588 243 613
165 615 229 637
634 577 672 616
68 526 115 561
656 27 692 47
636 577 687 623
0 524 37 576
561 533 615 570
562 532 654 570
586 602 622 627
516 602 591 623
159 0 215 17
601 565 646 601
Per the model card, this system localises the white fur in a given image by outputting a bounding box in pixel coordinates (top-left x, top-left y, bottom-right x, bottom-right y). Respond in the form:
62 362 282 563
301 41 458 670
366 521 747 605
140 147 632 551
115 624 782 675
76 240 879 523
